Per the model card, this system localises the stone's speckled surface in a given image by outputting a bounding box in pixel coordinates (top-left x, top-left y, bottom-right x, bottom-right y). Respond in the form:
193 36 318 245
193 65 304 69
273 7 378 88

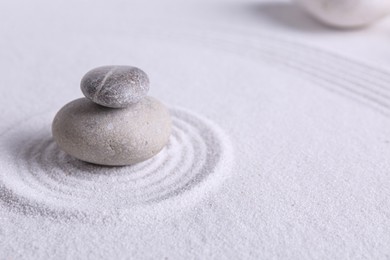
52 97 172 166
294 0 390 28
81 66 150 108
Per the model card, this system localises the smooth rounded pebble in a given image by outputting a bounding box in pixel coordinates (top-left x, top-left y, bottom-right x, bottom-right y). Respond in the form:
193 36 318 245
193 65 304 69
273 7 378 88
52 97 172 166
294 0 390 28
81 66 150 108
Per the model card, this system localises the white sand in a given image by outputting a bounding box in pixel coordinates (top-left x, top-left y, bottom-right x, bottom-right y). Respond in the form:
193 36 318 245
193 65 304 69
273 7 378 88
0 108 233 222
1 0 390 259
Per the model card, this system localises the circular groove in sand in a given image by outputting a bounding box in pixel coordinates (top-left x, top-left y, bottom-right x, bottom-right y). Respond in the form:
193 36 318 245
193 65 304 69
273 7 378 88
0 108 233 218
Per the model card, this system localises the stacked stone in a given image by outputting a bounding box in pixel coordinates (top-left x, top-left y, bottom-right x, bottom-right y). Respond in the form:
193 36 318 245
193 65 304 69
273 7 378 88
294 0 390 28
52 66 172 166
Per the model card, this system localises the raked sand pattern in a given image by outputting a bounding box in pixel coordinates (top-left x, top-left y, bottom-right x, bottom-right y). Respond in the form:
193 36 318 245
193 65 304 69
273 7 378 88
149 28 390 117
0 108 233 221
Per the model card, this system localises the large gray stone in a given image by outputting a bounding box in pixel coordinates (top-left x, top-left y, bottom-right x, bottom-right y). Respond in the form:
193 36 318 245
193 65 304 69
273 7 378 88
81 66 150 108
52 97 171 166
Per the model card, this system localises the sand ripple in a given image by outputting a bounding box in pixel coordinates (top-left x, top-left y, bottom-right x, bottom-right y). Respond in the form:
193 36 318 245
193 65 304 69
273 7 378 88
0 108 233 220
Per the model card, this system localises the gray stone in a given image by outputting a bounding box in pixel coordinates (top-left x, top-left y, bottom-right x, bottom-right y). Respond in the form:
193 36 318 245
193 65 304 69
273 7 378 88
81 66 150 108
294 0 390 28
52 97 172 166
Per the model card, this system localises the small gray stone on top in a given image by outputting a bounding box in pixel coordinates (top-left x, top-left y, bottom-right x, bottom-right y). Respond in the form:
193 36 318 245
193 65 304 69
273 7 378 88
81 65 150 108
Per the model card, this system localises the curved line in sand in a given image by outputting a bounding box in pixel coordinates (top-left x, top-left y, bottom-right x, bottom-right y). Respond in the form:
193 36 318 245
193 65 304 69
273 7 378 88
0 108 233 221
